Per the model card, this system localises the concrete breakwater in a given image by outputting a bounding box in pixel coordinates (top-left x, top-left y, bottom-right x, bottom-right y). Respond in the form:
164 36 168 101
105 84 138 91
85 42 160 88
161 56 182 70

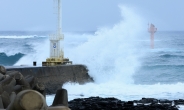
6 65 93 94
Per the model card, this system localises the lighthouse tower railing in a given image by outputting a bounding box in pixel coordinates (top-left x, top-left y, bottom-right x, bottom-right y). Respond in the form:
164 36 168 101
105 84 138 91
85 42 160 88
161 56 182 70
42 0 72 66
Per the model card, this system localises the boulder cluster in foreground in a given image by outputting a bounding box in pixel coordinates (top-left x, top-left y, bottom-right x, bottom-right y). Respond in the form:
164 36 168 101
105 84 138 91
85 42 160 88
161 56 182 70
0 65 70 110
69 96 184 110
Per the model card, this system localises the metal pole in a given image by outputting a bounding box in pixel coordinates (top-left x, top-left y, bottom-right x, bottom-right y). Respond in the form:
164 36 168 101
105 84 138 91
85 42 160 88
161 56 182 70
58 0 61 36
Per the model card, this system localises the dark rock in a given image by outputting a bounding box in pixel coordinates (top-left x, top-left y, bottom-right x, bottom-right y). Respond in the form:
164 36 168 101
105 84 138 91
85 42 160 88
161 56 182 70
1 91 10 108
174 99 184 105
136 98 158 104
159 99 172 103
69 97 179 110
0 96 4 109
0 65 6 75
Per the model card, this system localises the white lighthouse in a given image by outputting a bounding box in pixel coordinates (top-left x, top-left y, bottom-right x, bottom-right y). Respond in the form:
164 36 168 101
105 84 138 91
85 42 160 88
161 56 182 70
42 0 72 66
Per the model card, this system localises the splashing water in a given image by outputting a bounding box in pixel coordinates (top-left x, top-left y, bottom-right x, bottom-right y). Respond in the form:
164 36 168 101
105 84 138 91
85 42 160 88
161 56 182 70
13 38 50 66
61 5 150 101
60 5 184 103
67 5 144 84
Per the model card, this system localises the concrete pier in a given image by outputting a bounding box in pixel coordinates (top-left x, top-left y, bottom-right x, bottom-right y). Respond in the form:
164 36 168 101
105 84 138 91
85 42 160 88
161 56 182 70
5 65 93 94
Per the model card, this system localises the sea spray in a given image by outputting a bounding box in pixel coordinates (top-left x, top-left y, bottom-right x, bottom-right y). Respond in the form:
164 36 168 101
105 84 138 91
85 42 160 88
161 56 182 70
62 82 184 101
62 5 184 103
62 5 146 101
14 38 50 66
66 5 144 83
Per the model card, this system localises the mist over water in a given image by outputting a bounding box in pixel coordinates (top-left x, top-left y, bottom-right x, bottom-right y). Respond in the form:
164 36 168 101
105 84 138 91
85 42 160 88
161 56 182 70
66 5 144 83
60 5 184 102
14 39 50 66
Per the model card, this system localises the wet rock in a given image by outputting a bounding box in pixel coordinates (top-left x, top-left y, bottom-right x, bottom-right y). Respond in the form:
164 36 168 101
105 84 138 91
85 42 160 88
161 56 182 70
135 97 158 104
0 65 6 75
174 99 184 105
69 97 179 110
0 96 4 109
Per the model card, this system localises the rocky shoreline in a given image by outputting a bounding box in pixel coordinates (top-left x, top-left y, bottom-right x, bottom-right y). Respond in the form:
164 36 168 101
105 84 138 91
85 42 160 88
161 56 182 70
68 96 184 110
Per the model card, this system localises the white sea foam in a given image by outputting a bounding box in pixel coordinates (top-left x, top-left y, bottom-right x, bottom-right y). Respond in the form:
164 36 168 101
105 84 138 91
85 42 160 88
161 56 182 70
0 35 46 39
60 5 184 106
65 5 144 83
64 82 184 100
45 82 184 106
13 38 50 66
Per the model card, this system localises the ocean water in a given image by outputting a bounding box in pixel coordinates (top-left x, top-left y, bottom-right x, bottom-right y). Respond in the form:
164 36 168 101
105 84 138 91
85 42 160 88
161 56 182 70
1 6 184 109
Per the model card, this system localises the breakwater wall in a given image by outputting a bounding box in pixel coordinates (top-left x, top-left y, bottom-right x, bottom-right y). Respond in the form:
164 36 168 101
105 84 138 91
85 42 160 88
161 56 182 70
6 65 93 94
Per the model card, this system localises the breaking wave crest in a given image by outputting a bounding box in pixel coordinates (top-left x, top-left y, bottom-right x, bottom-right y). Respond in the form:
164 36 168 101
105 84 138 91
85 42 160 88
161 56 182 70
0 52 24 66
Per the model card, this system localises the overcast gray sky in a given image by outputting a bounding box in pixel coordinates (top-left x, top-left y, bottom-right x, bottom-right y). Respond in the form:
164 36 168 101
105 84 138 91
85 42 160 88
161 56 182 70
0 0 184 32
